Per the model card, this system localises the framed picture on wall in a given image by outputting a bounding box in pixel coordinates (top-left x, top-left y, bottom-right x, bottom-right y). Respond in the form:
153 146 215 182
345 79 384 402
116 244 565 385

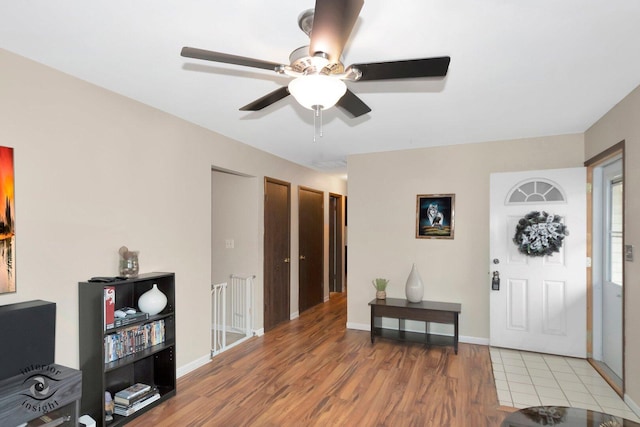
416 194 455 239
0 146 15 294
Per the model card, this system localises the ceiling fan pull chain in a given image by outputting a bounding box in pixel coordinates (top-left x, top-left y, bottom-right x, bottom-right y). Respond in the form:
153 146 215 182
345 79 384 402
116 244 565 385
313 105 323 142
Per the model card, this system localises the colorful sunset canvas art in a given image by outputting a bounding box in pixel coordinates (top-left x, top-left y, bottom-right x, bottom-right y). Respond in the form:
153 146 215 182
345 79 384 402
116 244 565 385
0 147 15 294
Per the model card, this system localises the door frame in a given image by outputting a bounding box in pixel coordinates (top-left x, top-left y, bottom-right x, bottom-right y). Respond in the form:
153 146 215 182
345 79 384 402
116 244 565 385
329 193 344 293
585 140 625 396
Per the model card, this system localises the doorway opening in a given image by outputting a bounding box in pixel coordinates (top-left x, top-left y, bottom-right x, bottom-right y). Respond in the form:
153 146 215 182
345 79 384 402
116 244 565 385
586 142 625 395
211 167 259 354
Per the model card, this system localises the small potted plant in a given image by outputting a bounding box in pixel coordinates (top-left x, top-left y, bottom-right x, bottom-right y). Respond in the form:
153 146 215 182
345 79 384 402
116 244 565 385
372 278 389 300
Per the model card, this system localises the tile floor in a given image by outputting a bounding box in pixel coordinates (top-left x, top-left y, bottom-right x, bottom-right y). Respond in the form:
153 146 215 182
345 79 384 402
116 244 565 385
490 347 640 422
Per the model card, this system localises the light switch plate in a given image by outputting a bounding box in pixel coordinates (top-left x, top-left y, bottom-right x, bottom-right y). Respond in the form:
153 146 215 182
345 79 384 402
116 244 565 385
625 245 634 262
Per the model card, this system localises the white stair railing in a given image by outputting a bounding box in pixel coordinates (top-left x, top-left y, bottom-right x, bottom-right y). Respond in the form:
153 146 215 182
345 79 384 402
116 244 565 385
211 282 227 356
211 274 254 357
229 274 254 337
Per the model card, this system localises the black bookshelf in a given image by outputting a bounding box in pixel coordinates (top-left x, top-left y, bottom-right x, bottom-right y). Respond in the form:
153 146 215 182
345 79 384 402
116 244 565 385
0 364 81 427
79 272 176 426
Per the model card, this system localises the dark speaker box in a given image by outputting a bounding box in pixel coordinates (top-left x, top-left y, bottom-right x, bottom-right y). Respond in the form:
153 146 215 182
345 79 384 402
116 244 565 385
0 300 56 380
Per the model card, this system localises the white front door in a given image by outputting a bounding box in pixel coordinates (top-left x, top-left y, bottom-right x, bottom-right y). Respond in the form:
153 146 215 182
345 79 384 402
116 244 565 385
490 168 586 357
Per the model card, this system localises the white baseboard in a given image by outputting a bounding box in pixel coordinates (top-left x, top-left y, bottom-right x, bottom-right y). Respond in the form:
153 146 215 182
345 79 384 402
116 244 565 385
177 354 210 378
625 395 640 417
460 335 489 345
346 322 369 331
254 328 264 337
290 311 299 320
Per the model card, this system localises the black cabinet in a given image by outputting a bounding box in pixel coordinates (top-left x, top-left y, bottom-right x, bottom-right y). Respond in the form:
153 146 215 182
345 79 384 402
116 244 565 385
0 364 81 427
79 273 176 426
0 300 56 380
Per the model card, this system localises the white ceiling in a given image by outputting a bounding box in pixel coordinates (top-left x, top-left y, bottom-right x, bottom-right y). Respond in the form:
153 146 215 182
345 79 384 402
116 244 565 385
2 1 640 174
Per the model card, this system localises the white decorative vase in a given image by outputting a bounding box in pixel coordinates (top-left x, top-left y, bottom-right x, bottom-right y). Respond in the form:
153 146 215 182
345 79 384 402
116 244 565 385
138 284 167 315
405 263 424 303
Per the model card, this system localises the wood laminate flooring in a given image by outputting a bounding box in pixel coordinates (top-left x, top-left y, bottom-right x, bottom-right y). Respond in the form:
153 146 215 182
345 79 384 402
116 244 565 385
128 293 512 426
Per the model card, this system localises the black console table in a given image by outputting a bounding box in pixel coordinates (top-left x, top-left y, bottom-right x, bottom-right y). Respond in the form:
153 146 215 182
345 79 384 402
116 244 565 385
369 298 461 354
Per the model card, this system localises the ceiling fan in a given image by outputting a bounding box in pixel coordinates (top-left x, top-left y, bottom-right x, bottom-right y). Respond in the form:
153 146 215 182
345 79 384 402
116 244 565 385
180 0 450 119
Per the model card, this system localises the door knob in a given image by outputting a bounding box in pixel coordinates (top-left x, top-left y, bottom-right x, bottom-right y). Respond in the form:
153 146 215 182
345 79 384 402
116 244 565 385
284 258 290 263
300 255 306 260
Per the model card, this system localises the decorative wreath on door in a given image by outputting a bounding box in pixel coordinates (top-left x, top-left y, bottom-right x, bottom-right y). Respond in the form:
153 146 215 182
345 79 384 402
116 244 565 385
513 211 568 257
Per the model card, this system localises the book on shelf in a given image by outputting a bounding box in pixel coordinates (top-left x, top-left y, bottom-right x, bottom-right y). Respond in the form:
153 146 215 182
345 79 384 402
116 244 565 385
114 382 151 402
104 286 115 330
114 385 158 406
113 391 161 416
104 319 166 363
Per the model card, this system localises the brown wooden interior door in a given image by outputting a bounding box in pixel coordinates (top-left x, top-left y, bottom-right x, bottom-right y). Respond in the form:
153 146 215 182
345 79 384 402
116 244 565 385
299 187 324 313
264 178 291 331
329 193 343 293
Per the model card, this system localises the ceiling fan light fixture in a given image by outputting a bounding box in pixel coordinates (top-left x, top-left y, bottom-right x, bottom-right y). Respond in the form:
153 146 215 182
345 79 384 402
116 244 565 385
288 74 347 110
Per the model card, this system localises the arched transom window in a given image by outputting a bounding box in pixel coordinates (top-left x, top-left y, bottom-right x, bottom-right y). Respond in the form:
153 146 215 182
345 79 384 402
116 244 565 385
507 179 565 204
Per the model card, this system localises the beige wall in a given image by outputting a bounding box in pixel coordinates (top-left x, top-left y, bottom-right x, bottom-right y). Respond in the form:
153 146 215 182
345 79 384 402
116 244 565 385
346 136 585 341
585 84 640 406
211 171 259 288
0 49 346 371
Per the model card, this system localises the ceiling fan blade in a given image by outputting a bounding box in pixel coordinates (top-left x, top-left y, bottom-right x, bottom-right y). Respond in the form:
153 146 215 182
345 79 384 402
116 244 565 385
336 89 371 118
181 47 282 71
309 0 364 63
350 57 451 81
239 87 290 111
